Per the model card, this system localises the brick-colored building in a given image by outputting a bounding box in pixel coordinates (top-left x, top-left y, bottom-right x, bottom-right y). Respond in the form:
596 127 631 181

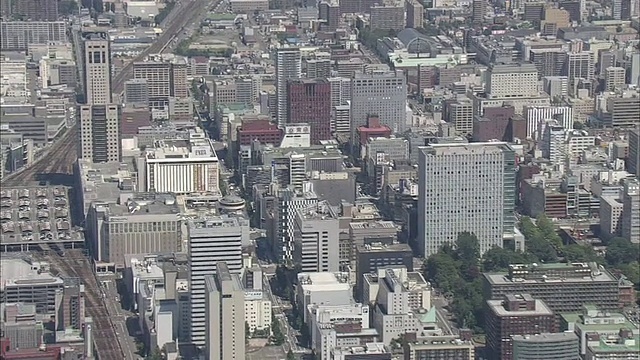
287 79 332 144
236 119 282 146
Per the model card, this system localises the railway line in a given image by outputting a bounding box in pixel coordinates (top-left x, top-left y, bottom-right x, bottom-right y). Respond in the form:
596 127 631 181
36 249 123 360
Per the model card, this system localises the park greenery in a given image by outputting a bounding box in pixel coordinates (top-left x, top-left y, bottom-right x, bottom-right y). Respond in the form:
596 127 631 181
271 313 285 346
154 1 175 25
424 215 640 333
174 38 235 58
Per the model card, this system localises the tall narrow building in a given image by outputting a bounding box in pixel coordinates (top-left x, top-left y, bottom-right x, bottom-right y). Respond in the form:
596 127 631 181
287 79 332 143
187 217 245 346
83 32 112 105
417 142 516 257
80 32 120 163
205 262 245 360
275 48 302 127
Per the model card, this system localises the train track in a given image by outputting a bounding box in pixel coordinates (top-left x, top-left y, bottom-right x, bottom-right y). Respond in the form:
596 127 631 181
45 249 124 360
112 0 215 93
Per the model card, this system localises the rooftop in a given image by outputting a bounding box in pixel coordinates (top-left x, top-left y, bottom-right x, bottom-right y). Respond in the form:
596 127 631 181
487 297 554 317
350 220 396 230
1 187 83 245
298 272 351 292
332 343 389 356
512 332 578 343
298 201 338 221
356 242 411 253
0 257 63 290
78 159 137 212
146 131 218 161
420 141 513 156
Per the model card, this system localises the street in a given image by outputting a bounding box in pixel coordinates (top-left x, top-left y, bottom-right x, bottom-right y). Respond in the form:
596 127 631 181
101 278 139 360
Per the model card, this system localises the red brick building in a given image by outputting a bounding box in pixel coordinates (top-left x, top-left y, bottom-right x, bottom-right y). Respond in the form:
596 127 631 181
356 115 392 149
287 79 332 144
236 119 282 146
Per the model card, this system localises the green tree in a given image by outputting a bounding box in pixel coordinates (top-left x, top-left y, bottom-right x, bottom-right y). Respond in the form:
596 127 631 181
605 237 640 266
424 252 459 294
271 316 285 346
562 244 601 262
146 346 162 360
483 247 535 272
455 232 481 281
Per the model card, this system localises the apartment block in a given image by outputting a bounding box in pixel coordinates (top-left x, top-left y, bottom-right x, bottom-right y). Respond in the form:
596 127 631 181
79 104 121 163
294 201 340 273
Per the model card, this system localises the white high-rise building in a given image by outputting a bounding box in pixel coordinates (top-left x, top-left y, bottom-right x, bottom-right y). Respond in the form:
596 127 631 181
188 216 247 346
139 129 220 195
275 186 318 263
417 142 516 257
350 71 407 137
486 63 539 99
542 121 567 166
524 105 574 139
293 201 340 273
621 179 639 243
275 48 302 127
83 32 112 105
328 77 351 108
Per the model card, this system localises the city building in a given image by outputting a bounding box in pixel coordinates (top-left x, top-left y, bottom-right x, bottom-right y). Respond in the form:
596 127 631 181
318 0 341 31
486 294 557 360
0 21 67 51
204 262 245 360
275 48 302 127
628 127 640 178
293 201 340 273
287 79 332 144
524 105 574 139
332 343 391 360
604 67 626 92
355 242 413 301
599 196 624 239
83 32 112 106
133 55 189 109
79 104 122 163
370 0 405 31
512 332 580 360
243 290 272 333
187 216 246 345
584 331 639 359
403 335 475 360
471 0 486 23
138 129 220 195
486 63 539 99
350 71 407 136
444 97 474 135
85 193 181 267
236 119 282 146
10 0 59 20
621 179 639 243
483 263 621 313
405 0 423 28
417 142 516 257
0 258 63 315
296 272 353 323
124 79 150 105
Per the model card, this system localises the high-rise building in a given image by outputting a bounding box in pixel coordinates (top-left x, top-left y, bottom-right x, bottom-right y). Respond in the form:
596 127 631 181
204 262 245 360
370 1 406 31
628 127 640 178
612 0 632 20
83 32 112 105
472 0 487 23
444 98 474 135
541 7 570 36
12 0 58 20
123 79 149 105
350 71 406 137
541 121 566 166
328 77 351 108
293 201 340 273
487 63 539 99
0 21 67 51
630 53 640 86
133 56 189 109
621 179 639 243
187 216 246 346
275 48 302 127
512 332 580 360
305 58 332 79
564 51 595 91
530 49 566 78
405 0 423 28
287 79 332 144
486 294 557 360
604 66 626 92
79 104 121 163
417 142 516 257
318 0 341 31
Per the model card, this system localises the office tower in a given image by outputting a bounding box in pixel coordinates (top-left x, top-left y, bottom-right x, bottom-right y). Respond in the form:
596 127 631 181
524 105 573 139
559 0 581 21
599 51 617 75
612 0 632 20
275 48 302 127
187 217 245 345
123 79 149 105
444 97 474 135
318 0 341 31
350 71 406 137
630 53 640 86
293 201 340 272
512 333 580 360
564 51 595 92
12 0 58 20
621 179 639 243
541 7 570 36
287 79 332 144
133 57 189 109
486 294 557 360
328 77 351 108
417 65 437 92
541 121 566 166
604 95 640 127
274 187 319 263
604 66 626 91
370 1 406 31
406 0 424 28
523 1 545 23
0 21 67 51
629 127 640 178
472 0 486 23
204 262 245 360
305 58 332 79
543 76 569 98
355 242 413 301
417 142 516 257
486 63 539 99
79 104 121 162
530 49 566 78
83 32 112 105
